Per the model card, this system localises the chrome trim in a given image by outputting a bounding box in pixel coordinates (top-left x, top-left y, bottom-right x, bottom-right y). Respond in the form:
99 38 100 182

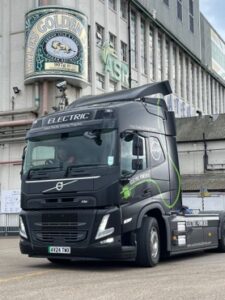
26 176 100 184
43 179 79 193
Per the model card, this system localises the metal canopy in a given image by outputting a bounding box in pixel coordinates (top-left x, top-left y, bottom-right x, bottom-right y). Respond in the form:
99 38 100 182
69 80 172 109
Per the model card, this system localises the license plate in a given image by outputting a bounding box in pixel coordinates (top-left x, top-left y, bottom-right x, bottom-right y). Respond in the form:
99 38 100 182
48 246 71 254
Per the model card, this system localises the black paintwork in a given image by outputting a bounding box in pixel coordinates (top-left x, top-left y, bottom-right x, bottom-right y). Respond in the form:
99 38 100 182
20 82 224 261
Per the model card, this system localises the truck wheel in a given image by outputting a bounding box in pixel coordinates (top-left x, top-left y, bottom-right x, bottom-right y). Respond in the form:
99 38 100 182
219 221 225 252
47 258 71 264
136 217 160 267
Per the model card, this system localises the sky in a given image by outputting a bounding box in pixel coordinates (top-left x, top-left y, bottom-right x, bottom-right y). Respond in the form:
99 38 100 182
199 0 225 40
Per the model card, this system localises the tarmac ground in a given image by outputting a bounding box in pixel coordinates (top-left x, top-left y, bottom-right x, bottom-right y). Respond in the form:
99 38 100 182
1 237 225 300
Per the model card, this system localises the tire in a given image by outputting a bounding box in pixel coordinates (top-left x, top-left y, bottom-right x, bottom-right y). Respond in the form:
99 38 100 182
219 221 225 252
47 258 71 264
136 217 160 267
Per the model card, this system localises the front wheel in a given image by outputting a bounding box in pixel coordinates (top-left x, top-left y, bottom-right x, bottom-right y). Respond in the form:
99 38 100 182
136 217 160 267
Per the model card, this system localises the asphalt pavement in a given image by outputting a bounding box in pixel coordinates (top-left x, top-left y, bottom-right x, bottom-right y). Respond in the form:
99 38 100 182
0 237 225 300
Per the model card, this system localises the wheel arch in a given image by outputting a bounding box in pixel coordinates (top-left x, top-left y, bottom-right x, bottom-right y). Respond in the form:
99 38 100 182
137 204 170 256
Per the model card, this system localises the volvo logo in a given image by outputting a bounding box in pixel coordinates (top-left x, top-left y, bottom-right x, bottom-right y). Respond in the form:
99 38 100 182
41 178 97 194
56 181 64 191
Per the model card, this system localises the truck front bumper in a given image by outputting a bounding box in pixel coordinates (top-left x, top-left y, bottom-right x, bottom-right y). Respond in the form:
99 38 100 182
20 237 136 260
19 208 136 261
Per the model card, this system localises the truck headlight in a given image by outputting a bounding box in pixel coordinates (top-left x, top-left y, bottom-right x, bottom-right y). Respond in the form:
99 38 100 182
95 214 114 240
19 216 28 239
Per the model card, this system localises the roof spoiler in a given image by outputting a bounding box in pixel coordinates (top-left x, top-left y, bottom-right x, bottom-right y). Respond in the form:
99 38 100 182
69 80 172 109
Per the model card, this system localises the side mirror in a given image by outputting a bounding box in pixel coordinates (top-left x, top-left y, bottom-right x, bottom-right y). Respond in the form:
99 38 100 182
132 136 144 156
132 158 143 170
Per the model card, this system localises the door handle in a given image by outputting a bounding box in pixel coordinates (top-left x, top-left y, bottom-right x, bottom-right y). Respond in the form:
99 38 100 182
143 188 152 197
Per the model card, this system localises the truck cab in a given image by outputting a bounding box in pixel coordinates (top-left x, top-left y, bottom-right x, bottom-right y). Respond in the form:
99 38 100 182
19 81 225 267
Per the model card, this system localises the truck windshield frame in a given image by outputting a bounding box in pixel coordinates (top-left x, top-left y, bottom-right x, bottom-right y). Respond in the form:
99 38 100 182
23 128 118 175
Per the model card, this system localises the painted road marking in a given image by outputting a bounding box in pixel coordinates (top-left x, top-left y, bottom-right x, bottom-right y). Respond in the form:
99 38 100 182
0 270 52 284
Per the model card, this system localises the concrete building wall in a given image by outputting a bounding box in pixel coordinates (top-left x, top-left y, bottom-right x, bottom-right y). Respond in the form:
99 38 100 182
138 0 201 59
0 0 225 119
178 140 225 176
200 14 212 69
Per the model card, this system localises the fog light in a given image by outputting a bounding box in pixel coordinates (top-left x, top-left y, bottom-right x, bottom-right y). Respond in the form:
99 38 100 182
95 214 114 240
100 237 114 244
19 216 28 239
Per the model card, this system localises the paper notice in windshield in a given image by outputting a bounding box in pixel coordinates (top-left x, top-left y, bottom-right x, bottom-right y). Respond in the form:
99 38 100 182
108 156 114 166
0 190 21 213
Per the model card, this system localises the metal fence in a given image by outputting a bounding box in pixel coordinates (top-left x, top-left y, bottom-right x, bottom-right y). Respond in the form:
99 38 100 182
0 213 19 236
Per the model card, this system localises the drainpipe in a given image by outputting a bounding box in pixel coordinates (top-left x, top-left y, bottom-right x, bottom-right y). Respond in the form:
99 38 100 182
0 160 22 165
0 107 38 117
128 0 132 88
203 133 208 172
0 119 34 127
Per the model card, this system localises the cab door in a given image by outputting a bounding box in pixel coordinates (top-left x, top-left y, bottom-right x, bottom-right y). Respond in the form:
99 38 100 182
147 134 170 208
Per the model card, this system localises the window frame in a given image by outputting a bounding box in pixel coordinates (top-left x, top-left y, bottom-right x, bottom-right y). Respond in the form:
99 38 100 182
96 23 104 47
177 0 182 21
120 134 147 176
163 0 169 6
109 0 116 11
189 0 194 33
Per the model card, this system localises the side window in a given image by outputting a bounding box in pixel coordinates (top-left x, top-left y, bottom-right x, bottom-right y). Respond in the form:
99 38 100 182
32 146 55 166
121 135 147 175
149 137 165 167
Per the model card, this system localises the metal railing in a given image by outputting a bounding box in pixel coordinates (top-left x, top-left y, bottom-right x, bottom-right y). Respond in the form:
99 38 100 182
0 213 19 236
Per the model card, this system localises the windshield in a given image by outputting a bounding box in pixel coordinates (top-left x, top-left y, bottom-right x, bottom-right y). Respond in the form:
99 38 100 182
23 129 117 174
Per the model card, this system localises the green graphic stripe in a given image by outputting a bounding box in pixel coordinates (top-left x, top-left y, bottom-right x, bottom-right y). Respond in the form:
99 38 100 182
120 154 181 209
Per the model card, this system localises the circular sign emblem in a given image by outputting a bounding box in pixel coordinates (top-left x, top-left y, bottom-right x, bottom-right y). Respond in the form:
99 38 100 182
151 139 162 161
56 181 64 191
46 36 78 59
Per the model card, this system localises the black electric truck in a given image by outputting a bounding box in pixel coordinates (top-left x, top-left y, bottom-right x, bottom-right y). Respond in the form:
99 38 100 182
19 81 225 267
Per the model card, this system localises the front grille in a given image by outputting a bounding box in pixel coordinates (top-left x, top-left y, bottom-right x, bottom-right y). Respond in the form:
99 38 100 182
28 211 94 246
32 230 87 244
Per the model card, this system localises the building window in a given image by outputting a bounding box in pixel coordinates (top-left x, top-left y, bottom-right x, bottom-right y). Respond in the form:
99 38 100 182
96 73 105 89
163 0 169 6
165 40 169 79
189 0 194 15
179 51 182 97
96 23 104 47
130 10 137 68
196 69 200 108
172 46 176 92
109 80 117 92
120 0 127 19
158 34 162 81
177 0 182 21
191 63 195 103
186 57 189 102
149 26 154 80
141 19 147 74
109 0 116 11
189 0 194 33
109 32 116 51
121 41 128 62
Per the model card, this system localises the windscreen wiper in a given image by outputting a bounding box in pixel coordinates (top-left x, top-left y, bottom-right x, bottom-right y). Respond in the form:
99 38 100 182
28 166 60 179
65 164 108 177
